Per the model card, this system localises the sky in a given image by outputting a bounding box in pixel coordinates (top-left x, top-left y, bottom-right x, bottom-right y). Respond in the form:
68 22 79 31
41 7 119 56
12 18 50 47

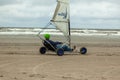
0 0 120 29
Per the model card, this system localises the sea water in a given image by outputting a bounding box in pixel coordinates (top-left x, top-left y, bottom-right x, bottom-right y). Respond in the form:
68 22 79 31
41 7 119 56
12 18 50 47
0 27 120 36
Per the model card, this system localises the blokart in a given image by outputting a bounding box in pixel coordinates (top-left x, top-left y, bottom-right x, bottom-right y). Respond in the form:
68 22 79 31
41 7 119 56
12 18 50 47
38 33 87 56
38 0 87 56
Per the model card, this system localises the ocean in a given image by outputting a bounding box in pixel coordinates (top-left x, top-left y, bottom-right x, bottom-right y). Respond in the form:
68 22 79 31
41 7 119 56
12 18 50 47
0 27 120 36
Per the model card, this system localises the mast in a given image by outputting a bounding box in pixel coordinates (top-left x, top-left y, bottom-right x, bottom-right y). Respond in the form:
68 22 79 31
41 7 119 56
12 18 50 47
68 14 71 46
68 0 71 46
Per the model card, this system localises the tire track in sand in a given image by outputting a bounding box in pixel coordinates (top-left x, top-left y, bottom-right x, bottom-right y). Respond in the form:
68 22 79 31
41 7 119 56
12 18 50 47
0 59 19 68
102 57 120 79
32 57 71 80
0 60 21 80
33 58 68 74
0 58 31 80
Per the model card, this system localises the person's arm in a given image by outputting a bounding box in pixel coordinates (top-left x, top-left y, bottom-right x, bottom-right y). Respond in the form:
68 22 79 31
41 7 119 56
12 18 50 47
55 41 62 44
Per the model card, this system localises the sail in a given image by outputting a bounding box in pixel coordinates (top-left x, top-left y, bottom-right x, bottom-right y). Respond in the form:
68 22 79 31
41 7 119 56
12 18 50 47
51 0 70 41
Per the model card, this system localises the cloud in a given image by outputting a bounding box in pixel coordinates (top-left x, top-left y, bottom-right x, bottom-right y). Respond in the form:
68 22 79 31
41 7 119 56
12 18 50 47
71 0 120 18
0 0 55 17
0 0 21 6
70 0 120 28
0 0 119 28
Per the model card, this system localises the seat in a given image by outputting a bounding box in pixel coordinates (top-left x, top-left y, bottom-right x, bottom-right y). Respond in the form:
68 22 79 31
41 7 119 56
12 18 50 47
43 40 55 51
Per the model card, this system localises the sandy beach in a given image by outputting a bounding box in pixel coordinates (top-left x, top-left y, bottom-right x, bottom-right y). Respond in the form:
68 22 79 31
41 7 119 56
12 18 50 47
0 34 120 80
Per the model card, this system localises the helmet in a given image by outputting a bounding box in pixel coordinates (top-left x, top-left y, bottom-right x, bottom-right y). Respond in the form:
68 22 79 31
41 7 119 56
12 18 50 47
44 34 50 39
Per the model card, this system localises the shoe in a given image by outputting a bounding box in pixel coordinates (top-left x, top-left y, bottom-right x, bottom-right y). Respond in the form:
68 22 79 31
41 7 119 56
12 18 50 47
72 45 76 51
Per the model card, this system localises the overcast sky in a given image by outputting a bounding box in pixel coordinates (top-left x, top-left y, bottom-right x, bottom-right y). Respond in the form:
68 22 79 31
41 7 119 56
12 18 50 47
0 0 120 29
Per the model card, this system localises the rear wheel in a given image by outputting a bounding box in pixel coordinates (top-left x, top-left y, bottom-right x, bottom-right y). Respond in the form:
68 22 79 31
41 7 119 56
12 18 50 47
57 48 64 56
80 47 87 54
40 47 46 54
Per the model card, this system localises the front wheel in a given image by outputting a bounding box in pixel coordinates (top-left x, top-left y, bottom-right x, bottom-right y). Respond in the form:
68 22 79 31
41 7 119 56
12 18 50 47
57 48 64 56
80 47 87 54
40 47 47 54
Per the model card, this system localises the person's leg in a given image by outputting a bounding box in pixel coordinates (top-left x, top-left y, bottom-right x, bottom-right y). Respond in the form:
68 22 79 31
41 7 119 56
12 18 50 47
56 44 76 52
62 45 73 51
56 44 72 51
57 44 77 52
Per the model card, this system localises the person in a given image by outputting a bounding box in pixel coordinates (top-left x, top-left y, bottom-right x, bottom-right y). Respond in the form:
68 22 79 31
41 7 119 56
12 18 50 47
43 34 76 51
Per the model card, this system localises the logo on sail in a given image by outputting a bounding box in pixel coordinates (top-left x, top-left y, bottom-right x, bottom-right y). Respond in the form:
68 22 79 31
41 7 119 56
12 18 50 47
58 9 67 19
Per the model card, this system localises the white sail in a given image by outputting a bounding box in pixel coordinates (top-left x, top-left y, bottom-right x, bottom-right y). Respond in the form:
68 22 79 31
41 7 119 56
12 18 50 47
51 0 70 43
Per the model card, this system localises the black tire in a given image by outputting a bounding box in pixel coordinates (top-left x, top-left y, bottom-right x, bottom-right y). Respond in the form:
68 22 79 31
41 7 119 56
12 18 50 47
40 47 46 54
57 48 64 56
80 47 87 54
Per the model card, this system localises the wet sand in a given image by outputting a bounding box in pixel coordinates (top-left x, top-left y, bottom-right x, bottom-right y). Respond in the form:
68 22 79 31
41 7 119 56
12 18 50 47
0 35 120 80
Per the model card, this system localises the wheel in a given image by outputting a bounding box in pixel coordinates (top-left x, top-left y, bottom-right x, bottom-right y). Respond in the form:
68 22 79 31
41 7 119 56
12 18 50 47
57 48 64 56
40 47 46 54
80 47 87 54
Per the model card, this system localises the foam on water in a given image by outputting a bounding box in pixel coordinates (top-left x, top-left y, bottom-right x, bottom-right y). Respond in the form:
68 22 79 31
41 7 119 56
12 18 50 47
0 28 120 36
